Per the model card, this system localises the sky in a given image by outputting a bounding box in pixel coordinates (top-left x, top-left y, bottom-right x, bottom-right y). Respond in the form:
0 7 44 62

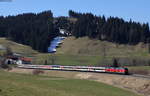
0 0 150 24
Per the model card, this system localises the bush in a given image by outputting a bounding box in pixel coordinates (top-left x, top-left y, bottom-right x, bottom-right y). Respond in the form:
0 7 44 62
32 69 44 75
0 59 10 69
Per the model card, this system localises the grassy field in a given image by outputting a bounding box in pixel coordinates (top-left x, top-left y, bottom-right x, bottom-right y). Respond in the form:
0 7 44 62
34 53 103 66
1 37 150 67
0 70 140 96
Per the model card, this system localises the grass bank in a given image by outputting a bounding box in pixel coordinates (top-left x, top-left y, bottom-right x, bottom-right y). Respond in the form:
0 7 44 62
0 70 140 96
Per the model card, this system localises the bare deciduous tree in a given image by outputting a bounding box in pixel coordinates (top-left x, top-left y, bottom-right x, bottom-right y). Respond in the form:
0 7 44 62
32 69 44 75
113 58 119 67
4 45 13 56
50 53 56 65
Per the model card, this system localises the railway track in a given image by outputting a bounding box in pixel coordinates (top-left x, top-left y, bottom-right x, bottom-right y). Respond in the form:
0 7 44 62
18 64 129 75
17 64 150 80
131 74 150 79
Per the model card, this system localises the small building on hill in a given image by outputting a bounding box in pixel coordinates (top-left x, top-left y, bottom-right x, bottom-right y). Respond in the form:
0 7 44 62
5 54 32 65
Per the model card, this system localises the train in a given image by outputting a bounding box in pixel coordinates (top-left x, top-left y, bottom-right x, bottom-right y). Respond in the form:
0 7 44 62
18 64 129 75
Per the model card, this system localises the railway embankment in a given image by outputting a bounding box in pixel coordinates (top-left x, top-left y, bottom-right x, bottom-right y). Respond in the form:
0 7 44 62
9 68 150 96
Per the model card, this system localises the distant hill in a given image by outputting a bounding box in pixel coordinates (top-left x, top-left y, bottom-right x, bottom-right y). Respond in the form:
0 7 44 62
0 10 150 67
0 10 150 53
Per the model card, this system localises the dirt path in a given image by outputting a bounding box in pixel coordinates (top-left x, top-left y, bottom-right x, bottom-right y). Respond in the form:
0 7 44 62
9 68 150 96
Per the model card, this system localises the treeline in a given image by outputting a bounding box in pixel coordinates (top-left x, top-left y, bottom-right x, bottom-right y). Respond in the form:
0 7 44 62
69 10 150 44
0 11 59 52
0 10 150 52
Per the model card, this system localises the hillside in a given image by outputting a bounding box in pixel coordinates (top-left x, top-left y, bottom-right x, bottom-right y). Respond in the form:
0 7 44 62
1 37 150 67
0 38 38 56
57 37 149 56
56 37 150 66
